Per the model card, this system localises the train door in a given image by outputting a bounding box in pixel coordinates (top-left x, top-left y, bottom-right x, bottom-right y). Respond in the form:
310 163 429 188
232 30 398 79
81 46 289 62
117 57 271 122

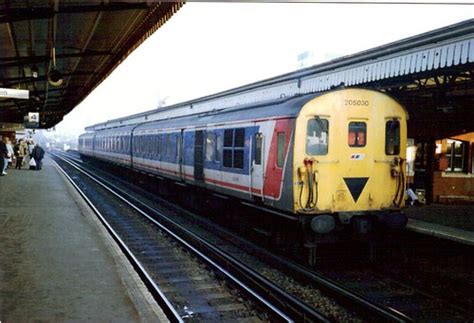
251 132 264 199
178 129 185 181
194 130 204 181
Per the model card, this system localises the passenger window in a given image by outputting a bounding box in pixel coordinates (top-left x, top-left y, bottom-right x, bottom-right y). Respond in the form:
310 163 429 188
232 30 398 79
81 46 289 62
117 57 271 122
254 133 263 165
306 118 328 155
215 135 222 163
348 122 366 147
385 120 400 155
234 128 245 147
277 132 285 168
234 150 244 169
166 134 171 157
224 129 233 147
175 135 179 158
223 150 232 168
222 128 245 169
156 135 161 156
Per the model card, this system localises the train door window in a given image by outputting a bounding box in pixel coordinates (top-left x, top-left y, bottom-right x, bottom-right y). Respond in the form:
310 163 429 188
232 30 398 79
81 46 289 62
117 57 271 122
254 133 263 165
215 135 222 163
206 133 215 162
348 122 366 147
277 132 285 168
175 134 179 159
306 118 328 155
385 120 400 155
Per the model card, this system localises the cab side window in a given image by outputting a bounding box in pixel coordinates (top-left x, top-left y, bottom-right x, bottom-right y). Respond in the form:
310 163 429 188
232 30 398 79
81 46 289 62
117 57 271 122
385 120 400 155
306 118 328 155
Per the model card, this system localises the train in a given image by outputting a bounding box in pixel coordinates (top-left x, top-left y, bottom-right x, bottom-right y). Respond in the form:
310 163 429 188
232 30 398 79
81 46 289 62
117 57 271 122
79 88 408 239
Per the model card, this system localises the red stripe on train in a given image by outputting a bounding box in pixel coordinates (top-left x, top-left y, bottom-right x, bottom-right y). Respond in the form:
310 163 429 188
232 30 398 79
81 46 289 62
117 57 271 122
263 118 294 200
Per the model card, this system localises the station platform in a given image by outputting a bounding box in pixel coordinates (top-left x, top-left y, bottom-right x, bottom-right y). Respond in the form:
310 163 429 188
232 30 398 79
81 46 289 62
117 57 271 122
0 156 168 321
404 204 474 246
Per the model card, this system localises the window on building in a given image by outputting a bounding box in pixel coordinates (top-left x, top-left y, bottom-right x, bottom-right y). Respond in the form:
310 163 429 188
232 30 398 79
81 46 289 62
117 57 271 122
306 118 328 155
277 132 286 168
446 139 467 172
348 122 366 147
385 120 400 155
223 128 245 169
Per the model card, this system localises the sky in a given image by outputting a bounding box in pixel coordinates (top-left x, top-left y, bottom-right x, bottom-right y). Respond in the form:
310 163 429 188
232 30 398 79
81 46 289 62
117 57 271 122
53 2 474 138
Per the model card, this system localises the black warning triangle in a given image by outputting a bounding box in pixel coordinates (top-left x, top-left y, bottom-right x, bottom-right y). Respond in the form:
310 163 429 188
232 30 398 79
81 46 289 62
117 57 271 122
343 177 369 202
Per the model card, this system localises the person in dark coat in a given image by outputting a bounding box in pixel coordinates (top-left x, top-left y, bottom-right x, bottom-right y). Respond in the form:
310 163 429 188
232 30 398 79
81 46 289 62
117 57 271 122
0 135 8 176
31 143 45 170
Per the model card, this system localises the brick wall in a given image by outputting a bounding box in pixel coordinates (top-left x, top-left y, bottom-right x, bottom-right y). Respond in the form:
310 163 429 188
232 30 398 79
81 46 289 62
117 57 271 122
433 171 474 202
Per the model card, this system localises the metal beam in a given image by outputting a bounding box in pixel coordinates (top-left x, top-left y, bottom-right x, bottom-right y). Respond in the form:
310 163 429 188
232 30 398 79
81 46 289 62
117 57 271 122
1 71 94 86
0 2 151 24
0 51 112 69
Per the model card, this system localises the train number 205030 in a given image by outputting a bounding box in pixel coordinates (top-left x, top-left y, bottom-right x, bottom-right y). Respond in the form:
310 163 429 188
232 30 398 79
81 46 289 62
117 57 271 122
344 99 369 106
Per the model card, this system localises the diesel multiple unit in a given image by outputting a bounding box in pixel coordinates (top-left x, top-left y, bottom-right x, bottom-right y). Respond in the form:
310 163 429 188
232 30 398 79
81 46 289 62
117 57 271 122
79 88 408 235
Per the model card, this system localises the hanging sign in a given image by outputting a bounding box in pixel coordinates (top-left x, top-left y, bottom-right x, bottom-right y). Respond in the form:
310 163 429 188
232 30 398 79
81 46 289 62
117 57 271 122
24 112 40 129
0 88 29 99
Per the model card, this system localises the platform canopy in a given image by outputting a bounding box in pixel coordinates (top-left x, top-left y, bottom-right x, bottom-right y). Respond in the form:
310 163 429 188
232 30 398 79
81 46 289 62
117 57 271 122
0 0 184 129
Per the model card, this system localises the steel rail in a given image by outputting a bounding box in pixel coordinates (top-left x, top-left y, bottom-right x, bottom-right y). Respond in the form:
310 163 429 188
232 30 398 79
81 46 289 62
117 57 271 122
51 158 184 323
58 151 413 322
52 153 304 322
59 151 413 322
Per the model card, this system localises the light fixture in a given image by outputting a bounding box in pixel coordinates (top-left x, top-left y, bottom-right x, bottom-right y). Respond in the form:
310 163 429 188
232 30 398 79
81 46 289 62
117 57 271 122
48 47 63 87
31 66 39 78
48 69 63 87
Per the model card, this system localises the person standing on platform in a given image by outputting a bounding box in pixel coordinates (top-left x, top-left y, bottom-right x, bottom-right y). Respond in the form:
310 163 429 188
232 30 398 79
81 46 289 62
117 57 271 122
31 143 45 171
5 138 14 169
0 135 8 176
27 140 34 158
14 139 28 170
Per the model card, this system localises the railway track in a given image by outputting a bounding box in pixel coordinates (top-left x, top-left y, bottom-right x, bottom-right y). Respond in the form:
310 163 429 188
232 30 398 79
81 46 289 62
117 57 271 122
53 150 417 322
52 152 328 322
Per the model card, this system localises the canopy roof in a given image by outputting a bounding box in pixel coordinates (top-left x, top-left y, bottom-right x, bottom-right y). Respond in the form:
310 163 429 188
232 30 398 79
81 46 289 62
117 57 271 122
0 1 184 129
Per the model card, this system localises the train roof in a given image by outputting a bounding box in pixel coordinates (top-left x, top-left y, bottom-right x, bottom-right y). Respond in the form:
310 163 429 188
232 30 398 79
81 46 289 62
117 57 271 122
135 92 319 132
85 92 319 135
